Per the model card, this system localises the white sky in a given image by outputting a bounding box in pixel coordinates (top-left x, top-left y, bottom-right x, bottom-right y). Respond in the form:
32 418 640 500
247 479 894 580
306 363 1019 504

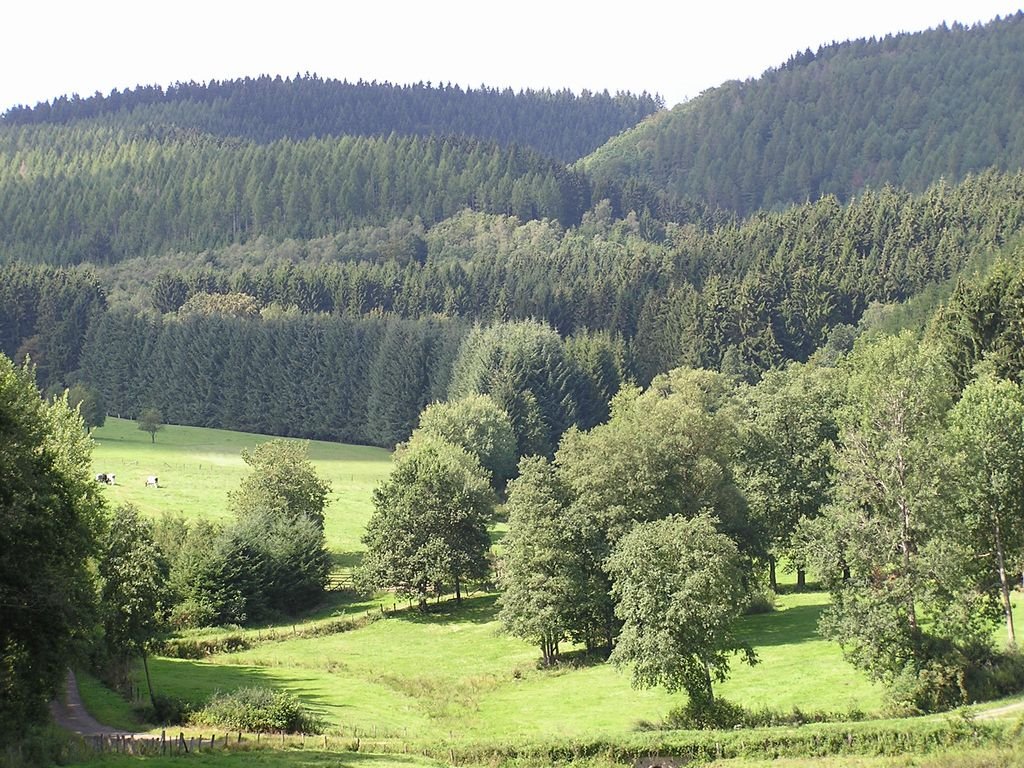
2 1 1020 113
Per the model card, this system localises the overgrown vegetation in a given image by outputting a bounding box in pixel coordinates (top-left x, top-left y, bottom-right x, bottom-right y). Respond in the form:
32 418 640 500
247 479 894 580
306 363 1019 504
193 687 323 734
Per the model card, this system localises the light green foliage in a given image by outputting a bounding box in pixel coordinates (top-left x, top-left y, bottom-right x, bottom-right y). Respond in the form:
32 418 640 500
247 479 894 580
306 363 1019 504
195 686 322 734
97 504 168 684
0 355 104 738
607 514 754 704
558 367 748 546
947 373 1024 646
736 362 840 588
230 439 331 529
178 291 261 318
411 394 517 487
361 437 494 607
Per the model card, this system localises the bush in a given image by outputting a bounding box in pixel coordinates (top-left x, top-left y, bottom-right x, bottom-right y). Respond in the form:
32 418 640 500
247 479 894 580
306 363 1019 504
662 699 848 730
663 698 748 729
744 589 776 615
192 687 322 734
886 647 1024 716
132 694 192 726
168 597 219 630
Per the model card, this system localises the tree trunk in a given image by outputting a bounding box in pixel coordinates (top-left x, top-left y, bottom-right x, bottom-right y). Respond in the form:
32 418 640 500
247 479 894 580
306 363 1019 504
796 568 806 589
993 511 1016 646
898 495 918 633
454 573 462 604
142 651 156 711
703 659 715 705
768 555 778 593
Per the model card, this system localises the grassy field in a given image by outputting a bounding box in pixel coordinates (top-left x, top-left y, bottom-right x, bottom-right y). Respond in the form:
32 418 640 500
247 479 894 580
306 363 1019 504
79 418 1024 765
91 417 392 567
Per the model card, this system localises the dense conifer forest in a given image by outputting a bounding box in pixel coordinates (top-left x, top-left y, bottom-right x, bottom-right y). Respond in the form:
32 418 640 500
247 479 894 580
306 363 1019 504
584 12 1024 215
1 76 660 162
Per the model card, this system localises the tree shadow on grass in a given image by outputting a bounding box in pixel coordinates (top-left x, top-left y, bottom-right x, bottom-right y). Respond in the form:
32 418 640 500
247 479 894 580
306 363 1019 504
332 551 364 571
390 594 498 626
735 603 825 648
139 658 352 725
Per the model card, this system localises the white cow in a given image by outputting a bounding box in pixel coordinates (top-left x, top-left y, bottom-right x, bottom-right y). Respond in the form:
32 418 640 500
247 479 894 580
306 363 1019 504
145 475 159 487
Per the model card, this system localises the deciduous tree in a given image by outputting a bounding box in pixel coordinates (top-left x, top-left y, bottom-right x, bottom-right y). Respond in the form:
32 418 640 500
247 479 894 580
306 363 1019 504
360 437 493 608
138 406 164 443
607 513 754 705
946 373 1024 646
96 504 167 706
0 355 104 738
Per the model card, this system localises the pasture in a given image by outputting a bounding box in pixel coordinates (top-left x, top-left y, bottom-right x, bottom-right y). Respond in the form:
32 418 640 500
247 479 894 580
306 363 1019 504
81 419 1023 762
90 417 392 566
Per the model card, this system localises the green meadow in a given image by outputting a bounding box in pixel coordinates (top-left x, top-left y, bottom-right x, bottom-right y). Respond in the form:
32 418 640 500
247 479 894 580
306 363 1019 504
91 416 392 568
82 418 1023 761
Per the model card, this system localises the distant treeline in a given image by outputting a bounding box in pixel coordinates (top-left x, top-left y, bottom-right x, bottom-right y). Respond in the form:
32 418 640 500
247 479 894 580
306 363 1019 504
127 170 1024 379
74 311 621 450
584 12 1024 215
1 75 662 163
3 170 1024 440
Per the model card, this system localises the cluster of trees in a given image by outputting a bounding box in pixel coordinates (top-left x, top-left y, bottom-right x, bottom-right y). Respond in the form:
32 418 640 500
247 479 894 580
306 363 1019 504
353 278 1024 711
585 12 1024 214
151 439 331 628
2 75 661 163
491 326 1024 710
0 263 106 392
78 311 623 449
359 394 516 607
0 354 334 741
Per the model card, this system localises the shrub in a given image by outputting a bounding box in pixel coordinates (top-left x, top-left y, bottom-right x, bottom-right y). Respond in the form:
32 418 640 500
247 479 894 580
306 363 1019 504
134 694 192 726
168 597 218 630
744 589 776 615
663 698 748 729
192 687 322 734
886 647 1024 716
662 699 846 730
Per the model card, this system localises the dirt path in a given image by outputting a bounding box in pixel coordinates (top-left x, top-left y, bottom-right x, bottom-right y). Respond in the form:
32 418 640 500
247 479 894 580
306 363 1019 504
975 699 1024 720
49 669 141 736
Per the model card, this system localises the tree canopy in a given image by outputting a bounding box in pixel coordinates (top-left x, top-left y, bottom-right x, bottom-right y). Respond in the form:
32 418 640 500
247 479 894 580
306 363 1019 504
0 355 104 738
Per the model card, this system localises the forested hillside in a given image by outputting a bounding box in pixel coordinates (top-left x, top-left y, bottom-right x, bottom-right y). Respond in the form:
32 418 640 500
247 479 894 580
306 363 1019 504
1 75 661 162
583 12 1024 215
4 16 1024 448
5 169 1024 449
0 127 590 263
